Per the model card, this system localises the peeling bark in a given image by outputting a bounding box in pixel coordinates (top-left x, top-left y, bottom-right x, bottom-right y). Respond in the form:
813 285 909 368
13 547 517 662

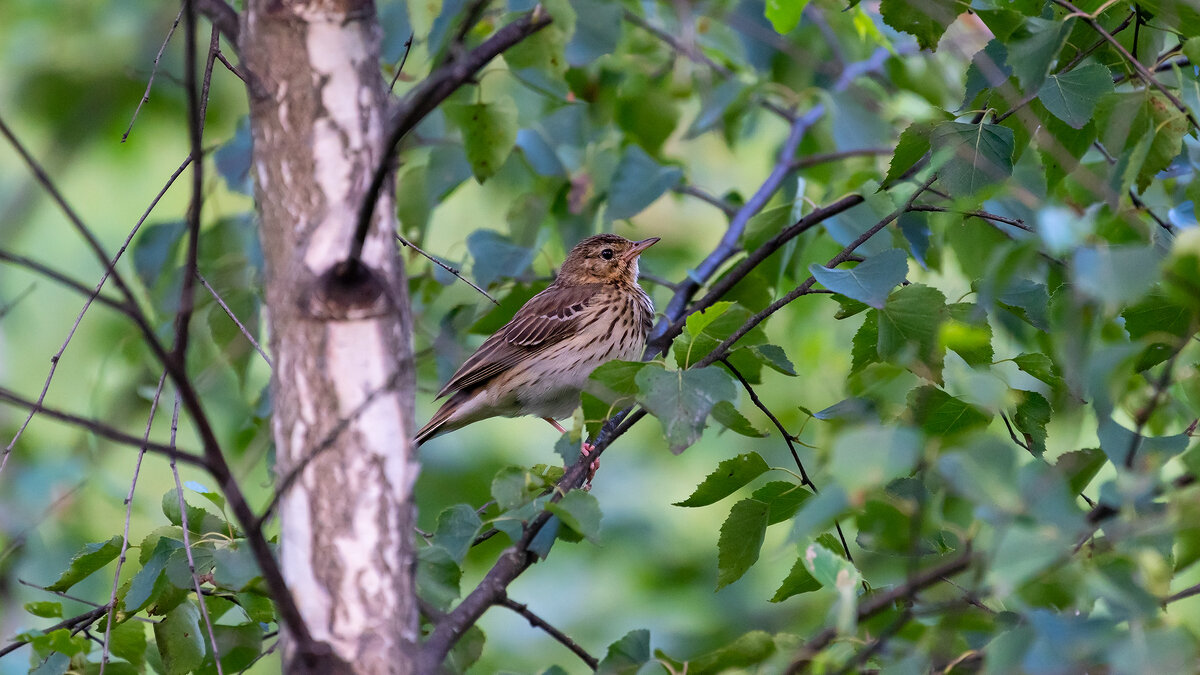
241 1 418 672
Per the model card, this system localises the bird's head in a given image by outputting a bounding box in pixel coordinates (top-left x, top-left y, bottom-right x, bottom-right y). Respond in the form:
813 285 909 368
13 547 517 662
556 234 659 286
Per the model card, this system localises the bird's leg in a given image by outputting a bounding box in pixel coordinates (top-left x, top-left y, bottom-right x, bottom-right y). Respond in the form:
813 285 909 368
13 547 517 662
543 417 600 487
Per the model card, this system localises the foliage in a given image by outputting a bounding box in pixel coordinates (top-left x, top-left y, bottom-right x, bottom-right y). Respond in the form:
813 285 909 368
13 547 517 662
3 0 1200 672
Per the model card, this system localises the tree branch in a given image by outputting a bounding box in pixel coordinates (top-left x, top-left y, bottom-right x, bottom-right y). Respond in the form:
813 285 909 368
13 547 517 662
498 595 599 669
194 0 240 48
346 8 553 271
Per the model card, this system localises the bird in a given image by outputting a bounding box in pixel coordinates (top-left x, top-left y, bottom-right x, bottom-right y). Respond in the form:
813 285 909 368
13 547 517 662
414 234 658 448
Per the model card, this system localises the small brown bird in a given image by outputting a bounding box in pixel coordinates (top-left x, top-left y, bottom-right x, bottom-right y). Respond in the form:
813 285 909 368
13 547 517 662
415 234 658 446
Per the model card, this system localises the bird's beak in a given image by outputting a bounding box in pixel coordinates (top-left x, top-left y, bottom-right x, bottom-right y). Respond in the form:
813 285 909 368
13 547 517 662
622 237 660 261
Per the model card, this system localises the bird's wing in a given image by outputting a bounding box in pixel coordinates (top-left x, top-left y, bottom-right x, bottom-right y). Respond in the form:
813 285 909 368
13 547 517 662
434 283 604 398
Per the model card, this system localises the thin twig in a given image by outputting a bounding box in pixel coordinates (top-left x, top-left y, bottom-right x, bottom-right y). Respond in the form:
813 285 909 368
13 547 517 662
388 34 415 93
719 358 855 563
498 596 599 669
908 204 1032 232
197 271 273 366
672 183 738 218
1125 349 1183 469
791 147 892 170
100 371 168 674
123 6 184 142
169 393 225 675
194 0 240 47
348 9 553 272
396 233 498 305
0 605 112 659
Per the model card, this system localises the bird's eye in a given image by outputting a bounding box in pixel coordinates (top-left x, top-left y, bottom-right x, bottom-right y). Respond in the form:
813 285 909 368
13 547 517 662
601 248 614 260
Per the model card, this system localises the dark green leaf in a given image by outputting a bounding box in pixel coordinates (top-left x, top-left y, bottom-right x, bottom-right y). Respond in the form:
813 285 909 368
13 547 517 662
687 631 776 673
607 145 683 220
203 623 263 674
1095 90 1190 192
809 248 908 309
597 629 650 675
962 41 1011 109
133 221 186 291
545 490 602 542
747 344 796 376
565 0 622 66
432 504 483 563
1013 352 1062 390
125 536 181 612
417 546 461 611
1038 63 1114 128
908 386 992 436
586 359 651 404
851 311 880 375
154 601 205 675
930 122 1015 197
1014 390 1051 455
674 302 766 369
212 542 260 592
879 0 968 50
944 302 994 366
1007 17 1070 91
24 601 62 618
878 284 949 383
711 401 768 437
45 535 123 592
750 481 812 525
884 122 934 188
674 452 770 507
770 553 821 601
109 620 147 671
717 498 769 589
635 364 737 453
467 229 538 288
1055 448 1106 495
162 489 228 536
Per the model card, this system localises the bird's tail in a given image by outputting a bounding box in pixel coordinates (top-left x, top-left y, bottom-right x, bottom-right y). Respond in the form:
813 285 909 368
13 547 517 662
413 393 465 446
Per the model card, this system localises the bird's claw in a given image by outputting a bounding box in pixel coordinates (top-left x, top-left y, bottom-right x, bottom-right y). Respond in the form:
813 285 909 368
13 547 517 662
580 442 599 489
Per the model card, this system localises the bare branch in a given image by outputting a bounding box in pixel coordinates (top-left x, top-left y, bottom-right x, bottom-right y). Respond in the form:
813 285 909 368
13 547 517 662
347 9 553 271
123 6 184 142
498 596 598 669
0 385 208 467
395 233 499 305
0 605 112 659
672 183 738 217
100 371 168 674
194 0 240 48
197 271 273 367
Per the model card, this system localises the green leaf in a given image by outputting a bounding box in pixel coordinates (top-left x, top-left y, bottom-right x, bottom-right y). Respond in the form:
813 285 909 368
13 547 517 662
1038 63 1114 128
673 452 770 507
417 546 461 611
1012 352 1062 390
607 145 683 220
545 490 602 542
878 284 949 383
466 229 538 288
751 481 812 524
586 360 651 405
446 97 518 182
930 122 1015 197
908 386 992 436
851 311 880 375
616 80 680 156
109 620 147 671
24 601 62 618
154 601 205 675
125 536 181 612
687 631 776 673
1007 17 1070 91
635 365 737 453
1055 448 1106 495
884 122 934 188
674 302 766 369
161 488 228 536
711 400 768 437
810 248 908 309
943 303 994 366
503 3 573 74
765 0 809 34
879 0 968 50
829 425 922 492
45 535 123 592
1014 390 1051 455
748 344 796 376
212 542 260 592
133 221 186 291
1095 90 1190 192
802 540 862 633
565 0 622 66
432 504 483 563
717 498 769 589
597 629 650 675
204 623 264 673
770 553 821 601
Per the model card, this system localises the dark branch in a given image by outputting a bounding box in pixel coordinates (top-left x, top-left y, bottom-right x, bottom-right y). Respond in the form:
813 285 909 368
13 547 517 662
346 9 553 270
783 549 976 673
0 386 208 468
396 233 498 305
194 0 240 48
499 596 599 669
0 250 131 317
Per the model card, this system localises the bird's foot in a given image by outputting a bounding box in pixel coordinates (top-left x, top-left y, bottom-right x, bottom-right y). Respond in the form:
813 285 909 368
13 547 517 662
580 442 600 489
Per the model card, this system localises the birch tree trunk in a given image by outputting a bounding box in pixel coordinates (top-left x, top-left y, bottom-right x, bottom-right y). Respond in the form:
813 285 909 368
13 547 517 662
241 1 419 672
